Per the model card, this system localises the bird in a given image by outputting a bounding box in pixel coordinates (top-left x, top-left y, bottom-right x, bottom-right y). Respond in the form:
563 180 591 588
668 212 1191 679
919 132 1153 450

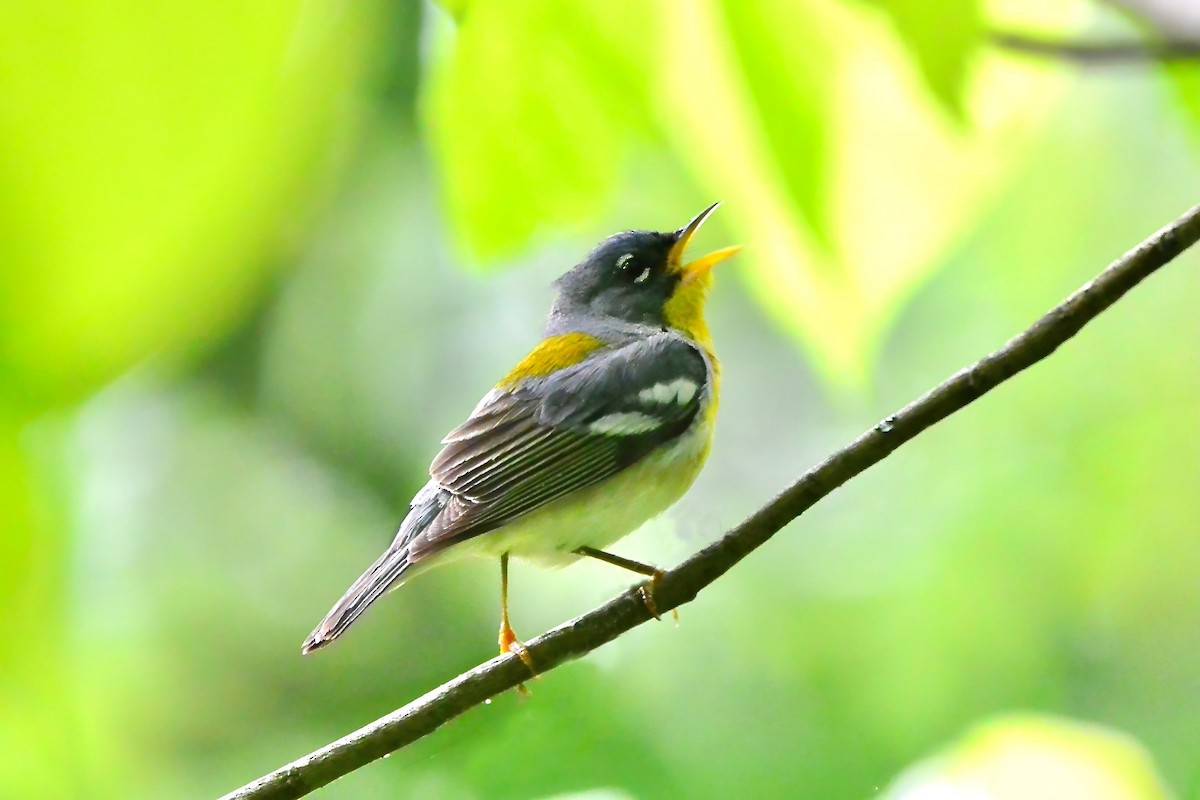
301 203 739 665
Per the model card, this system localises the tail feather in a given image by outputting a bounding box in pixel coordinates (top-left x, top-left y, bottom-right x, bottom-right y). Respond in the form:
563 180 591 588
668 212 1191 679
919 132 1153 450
301 545 411 654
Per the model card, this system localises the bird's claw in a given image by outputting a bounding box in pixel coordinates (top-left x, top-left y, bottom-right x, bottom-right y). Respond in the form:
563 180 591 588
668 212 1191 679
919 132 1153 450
499 623 537 695
639 571 679 624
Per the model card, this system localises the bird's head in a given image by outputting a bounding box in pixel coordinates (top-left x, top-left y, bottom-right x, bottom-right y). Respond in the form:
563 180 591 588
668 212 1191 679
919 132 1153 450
551 203 740 342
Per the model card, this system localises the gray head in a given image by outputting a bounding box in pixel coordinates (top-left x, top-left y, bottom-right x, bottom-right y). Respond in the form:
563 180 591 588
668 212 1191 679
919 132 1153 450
550 229 682 328
547 203 737 331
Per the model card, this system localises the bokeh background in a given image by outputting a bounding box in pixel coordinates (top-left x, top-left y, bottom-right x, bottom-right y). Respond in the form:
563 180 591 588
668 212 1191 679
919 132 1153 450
1 0 1198 798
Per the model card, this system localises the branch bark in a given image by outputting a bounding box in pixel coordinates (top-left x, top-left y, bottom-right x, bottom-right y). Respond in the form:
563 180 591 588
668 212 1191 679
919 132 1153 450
220 203 1200 800
992 30 1200 63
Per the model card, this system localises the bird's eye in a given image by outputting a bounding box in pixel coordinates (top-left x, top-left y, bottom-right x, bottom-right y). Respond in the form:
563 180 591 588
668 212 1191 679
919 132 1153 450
616 253 652 285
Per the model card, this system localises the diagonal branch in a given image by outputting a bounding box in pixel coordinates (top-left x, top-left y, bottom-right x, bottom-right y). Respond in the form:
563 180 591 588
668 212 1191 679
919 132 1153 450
991 30 1200 63
220 203 1200 800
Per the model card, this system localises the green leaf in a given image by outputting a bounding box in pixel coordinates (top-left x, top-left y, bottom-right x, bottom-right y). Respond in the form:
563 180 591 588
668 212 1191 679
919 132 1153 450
435 0 471 21
875 0 984 118
887 715 1173 800
424 0 665 261
0 1 380 407
718 0 835 249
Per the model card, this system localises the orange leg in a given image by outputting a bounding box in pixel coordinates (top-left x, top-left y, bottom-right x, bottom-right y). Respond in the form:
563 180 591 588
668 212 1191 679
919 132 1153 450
574 546 679 623
499 554 536 690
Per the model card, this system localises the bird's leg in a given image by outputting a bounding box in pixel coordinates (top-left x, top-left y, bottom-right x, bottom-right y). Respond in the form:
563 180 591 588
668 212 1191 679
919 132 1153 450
573 546 678 623
498 554 536 688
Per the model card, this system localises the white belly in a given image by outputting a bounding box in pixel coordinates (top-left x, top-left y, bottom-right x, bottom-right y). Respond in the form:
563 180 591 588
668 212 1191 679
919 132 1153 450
440 413 714 568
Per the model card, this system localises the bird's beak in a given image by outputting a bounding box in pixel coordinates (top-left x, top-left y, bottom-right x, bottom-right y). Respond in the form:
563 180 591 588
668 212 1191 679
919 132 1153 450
667 202 742 284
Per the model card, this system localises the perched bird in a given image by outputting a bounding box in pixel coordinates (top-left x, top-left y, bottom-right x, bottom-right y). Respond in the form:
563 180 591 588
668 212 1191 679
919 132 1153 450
302 203 739 662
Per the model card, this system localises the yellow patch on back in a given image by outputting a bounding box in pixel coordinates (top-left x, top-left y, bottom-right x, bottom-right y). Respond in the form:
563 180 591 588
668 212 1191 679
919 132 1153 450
498 332 605 388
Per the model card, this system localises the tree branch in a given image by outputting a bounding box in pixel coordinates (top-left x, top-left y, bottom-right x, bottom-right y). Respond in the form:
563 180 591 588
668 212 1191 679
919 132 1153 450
220 203 1200 800
992 30 1200 63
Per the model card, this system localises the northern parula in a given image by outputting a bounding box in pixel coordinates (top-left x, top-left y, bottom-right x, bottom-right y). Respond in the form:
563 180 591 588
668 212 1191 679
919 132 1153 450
302 203 739 661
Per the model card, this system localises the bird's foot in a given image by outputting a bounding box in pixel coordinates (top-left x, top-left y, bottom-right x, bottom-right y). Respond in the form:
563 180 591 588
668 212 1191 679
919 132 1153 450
498 623 534 667
499 622 537 695
639 570 679 624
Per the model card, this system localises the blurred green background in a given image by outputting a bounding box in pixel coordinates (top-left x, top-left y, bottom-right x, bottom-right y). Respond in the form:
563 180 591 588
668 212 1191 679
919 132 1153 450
1 0 1197 798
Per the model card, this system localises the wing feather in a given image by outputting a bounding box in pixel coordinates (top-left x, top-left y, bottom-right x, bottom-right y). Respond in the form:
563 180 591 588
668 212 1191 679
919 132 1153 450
408 332 709 560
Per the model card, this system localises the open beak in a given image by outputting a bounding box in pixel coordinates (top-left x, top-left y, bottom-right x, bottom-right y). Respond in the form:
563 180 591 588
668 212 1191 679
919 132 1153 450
667 202 742 284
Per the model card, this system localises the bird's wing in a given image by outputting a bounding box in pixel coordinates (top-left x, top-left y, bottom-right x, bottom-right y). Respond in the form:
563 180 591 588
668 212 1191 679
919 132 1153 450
405 332 709 560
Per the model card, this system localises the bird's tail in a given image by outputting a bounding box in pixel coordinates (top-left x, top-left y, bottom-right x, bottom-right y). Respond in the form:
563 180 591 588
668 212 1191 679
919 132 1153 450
301 544 411 654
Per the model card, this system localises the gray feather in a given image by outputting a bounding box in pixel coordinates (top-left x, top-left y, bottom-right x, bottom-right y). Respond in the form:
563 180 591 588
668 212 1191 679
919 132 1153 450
300 483 447 653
